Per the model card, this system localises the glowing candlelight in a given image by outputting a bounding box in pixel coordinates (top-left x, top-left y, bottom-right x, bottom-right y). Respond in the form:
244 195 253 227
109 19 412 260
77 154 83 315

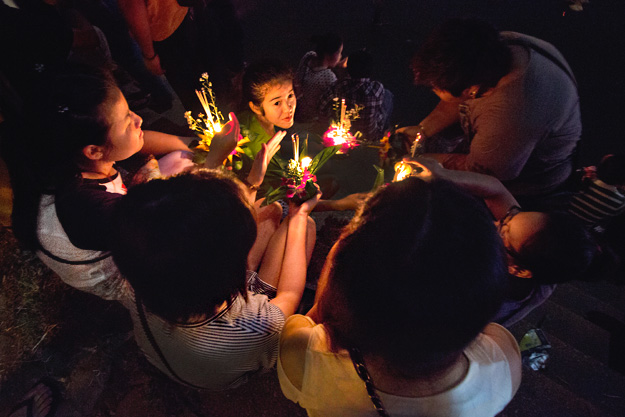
393 161 413 182
186 73 224 141
292 134 300 161
340 99 346 129
410 131 423 157
301 156 312 170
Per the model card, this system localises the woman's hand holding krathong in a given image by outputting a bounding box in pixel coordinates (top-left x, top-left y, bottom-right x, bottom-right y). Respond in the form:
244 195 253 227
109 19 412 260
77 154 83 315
290 183 322 217
204 112 240 168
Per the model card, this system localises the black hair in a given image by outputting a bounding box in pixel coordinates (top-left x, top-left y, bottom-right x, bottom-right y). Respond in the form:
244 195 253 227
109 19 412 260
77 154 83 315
347 49 373 79
241 59 294 109
111 169 257 323
410 17 512 97
310 32 343 58
515 211 597 284
597 154 625 186
317 178 507 378
6 64 120 249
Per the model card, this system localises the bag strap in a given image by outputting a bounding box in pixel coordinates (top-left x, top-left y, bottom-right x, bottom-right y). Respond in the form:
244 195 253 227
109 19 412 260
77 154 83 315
349 348 391 417
135 295 204 389
37 244 112 265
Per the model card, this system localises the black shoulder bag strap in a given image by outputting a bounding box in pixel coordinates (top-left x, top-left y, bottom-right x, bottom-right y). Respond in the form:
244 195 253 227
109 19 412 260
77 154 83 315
37 244 112 265
135 295 204 389
349 347 391 417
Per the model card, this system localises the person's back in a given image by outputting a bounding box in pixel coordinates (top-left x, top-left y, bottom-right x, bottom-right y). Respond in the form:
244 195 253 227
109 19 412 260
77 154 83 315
279 178 521 416
126 274 284 389
404 18 581 202
468 31 581 198
112 169 319 389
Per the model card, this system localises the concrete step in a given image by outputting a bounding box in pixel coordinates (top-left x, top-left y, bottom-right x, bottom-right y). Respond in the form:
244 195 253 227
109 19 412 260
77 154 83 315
518 298 612 365
508 319 625 416
499 368 613 417
570 281 625 315
549 283 625 321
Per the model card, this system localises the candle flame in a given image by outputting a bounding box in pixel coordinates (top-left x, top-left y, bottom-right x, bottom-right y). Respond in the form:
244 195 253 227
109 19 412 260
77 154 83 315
300 156 312 169
393 161 413 182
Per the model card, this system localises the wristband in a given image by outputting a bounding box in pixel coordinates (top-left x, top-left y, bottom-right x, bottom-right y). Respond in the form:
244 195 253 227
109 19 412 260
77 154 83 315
242 178 260 191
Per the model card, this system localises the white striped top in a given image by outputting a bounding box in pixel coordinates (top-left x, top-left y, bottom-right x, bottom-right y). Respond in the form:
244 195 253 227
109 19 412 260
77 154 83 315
568 178 625 226
129 285 285 390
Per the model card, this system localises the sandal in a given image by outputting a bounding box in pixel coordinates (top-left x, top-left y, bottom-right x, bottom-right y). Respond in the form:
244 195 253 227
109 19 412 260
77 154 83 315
8 378 62 417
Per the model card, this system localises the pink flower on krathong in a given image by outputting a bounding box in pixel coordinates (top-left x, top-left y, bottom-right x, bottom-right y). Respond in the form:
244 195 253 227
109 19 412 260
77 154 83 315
322 126 359 154
283 168 316 199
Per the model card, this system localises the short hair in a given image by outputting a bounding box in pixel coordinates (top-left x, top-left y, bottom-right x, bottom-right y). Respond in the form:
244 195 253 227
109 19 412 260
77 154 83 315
242 59 294 108
597 154 625 186
410 17 512 97
311 32 343 58
516 211 597 283
112 169 257 323
317 178 507 377
347 49 373 79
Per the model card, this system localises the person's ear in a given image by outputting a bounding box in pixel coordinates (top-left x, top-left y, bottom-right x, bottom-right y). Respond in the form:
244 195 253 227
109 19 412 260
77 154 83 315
508 264 533 279
82 144 104 161
249 101 263 117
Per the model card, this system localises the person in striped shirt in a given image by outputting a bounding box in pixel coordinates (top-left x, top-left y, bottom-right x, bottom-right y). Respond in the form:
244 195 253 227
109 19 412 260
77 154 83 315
111 169 319 390
568 154 625 231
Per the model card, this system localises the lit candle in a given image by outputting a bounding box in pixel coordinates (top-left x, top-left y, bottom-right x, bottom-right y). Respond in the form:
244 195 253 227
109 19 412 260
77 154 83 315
301 156 312 170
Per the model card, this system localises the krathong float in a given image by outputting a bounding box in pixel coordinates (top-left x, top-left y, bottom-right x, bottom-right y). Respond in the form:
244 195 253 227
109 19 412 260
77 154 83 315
185 73 249 166
321 98 363 154
262 134 340 205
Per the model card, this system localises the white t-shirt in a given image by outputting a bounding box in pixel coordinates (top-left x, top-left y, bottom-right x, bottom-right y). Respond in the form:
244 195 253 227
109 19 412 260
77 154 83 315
278 317 519 417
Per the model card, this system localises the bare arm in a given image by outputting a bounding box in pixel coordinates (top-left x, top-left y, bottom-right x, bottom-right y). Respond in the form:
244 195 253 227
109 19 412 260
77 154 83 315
279 315 315 391
270 192 321 316
141 131 191 156
118 0 164 74
407 157 519 219
397 99 460 139
313 192 368 212
306 242 338 322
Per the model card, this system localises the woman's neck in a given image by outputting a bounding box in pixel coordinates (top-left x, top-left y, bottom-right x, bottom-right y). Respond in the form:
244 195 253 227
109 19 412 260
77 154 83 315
365 352 470 397
79 160 116 180
257 116 275 137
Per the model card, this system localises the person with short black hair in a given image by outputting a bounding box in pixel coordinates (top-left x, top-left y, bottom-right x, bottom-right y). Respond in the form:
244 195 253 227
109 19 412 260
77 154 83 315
399 18 581 205
112 169 319 390
278 176 521 416
407 157 598 326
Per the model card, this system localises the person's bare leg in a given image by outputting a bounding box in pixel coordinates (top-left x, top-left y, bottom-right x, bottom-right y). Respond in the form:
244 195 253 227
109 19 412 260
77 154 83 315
247 200 282 271
306 216 316 264
257 216 289 287
258 215 316 288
